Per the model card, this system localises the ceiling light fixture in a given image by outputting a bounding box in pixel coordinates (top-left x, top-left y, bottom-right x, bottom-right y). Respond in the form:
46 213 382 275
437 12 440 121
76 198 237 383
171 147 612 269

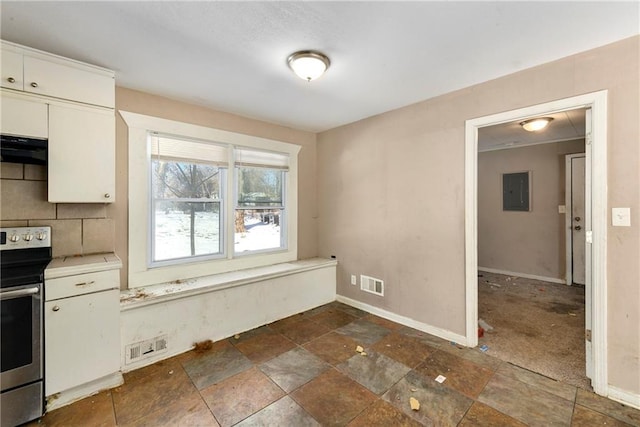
520 117 554 132
287 50 330 82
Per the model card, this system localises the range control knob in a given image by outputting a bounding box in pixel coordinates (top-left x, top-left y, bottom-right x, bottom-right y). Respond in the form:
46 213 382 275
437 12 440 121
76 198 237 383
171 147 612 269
9 234 20 242
36 232 48 241
23 234 34 241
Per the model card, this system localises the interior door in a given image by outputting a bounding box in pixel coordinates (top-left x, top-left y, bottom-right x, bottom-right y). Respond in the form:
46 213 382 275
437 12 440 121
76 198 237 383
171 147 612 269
571 156 586 285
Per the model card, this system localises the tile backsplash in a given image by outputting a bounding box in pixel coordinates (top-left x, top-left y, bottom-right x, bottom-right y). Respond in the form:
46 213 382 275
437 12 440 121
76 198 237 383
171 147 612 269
0 163 114 258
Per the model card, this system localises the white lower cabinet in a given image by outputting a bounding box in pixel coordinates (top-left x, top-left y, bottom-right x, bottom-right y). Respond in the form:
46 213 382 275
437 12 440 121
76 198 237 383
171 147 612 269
44 270 120 396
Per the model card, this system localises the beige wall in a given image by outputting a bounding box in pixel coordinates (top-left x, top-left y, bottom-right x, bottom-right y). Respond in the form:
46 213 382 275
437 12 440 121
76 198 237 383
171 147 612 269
0 163 114 257
478 140 585 280
317 36 639 393
111 87 318 289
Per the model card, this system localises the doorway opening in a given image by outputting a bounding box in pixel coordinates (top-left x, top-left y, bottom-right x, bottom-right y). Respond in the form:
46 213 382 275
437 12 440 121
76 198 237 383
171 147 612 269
475 110 589 388
464 91 609 396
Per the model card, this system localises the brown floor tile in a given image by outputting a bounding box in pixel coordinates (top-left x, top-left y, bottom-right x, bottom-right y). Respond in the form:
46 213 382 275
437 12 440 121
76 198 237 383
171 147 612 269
331 301 369 318
575 388 640 426
124 356 184 384
303 331 360 366
309 308 358 329
35 390 116 427
172 339 232 365
182 344 253 390
233 329 297 364
572 404 635 427
113 365 197 425
458 347 504 371
383 369 473 426
458 401 527 427
269 313 307 332
229 325 274 344
337 351 411 395
235 396 320 427
335 318 391 345
278 318 332 344
478 373 574 426
363 314 405 331
348 399 423 427
371 332 435 368
396 326 451 350
291 369 377 426
414 350 493 398
201 367 285 427
120 392 219 427
497 362 576 401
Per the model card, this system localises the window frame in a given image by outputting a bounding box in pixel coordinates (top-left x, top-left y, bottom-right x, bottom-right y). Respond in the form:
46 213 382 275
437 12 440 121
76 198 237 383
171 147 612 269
122 111 301 288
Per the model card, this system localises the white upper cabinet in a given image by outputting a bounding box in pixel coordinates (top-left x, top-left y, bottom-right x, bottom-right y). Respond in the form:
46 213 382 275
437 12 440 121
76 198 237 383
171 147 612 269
48 103 115 203
1 44 24 90
0 93 47 138
23 54 114 108
1 40 114 108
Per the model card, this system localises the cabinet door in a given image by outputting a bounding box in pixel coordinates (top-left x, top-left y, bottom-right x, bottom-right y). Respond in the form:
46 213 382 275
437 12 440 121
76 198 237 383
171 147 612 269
23 55 114 108
48 104 115 203
0 47 24 90
45 289 120 396
0 94 47 138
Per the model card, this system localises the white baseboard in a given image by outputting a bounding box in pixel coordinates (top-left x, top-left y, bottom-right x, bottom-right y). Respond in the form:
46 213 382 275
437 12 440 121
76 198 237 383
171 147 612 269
46 372 124 412
478 267 566 285
336 295 469 346
607 385 640 410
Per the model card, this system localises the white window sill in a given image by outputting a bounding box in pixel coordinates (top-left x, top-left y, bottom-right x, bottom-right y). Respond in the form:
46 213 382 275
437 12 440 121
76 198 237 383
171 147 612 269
120 257 337 311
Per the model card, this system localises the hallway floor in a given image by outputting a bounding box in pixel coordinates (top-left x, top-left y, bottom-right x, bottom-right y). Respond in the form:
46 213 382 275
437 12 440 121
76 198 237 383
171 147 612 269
478 271 590 389
29 302 640 426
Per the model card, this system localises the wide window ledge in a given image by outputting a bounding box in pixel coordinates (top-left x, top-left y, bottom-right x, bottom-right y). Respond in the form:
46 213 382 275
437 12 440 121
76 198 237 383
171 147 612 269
120 257 337 311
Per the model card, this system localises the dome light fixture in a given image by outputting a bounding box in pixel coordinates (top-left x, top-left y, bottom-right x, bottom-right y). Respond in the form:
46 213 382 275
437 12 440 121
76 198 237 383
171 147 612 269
287 50 330 82
520 117 554 132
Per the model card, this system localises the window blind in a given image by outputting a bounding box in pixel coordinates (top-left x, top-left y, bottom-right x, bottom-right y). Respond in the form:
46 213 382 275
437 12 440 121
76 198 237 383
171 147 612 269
150 134 228 166
235 147 289 170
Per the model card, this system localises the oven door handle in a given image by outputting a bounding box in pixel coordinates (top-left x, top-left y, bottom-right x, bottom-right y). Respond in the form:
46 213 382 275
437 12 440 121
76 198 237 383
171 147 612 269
0 286 40 300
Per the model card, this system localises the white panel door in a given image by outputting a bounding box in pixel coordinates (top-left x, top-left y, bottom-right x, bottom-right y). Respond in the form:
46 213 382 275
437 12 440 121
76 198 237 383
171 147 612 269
45 289 120 395
48 103 115 203
571 156 586 285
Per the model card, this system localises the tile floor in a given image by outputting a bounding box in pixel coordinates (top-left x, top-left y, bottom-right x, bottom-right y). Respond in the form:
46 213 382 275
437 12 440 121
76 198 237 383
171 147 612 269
29 302 640 426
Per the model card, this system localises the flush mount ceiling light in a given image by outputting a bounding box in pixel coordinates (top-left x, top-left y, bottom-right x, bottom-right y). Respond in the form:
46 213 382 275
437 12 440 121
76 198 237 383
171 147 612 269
520 117 554 132
287 50 330 82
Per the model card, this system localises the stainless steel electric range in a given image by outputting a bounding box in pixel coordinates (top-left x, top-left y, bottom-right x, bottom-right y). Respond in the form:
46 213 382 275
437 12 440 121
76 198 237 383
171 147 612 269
1 226 51 427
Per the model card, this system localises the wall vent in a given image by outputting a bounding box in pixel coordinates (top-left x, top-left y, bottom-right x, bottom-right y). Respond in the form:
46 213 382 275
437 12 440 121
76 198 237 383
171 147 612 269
125 334 168 364
360 275 384 296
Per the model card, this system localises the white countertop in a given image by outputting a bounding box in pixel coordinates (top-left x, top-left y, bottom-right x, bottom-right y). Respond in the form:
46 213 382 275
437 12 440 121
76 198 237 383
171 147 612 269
45 253 122 279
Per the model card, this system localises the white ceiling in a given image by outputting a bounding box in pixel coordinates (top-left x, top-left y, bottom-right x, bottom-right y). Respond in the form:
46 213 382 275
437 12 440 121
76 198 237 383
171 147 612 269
478 109 586 152
1 2 638 133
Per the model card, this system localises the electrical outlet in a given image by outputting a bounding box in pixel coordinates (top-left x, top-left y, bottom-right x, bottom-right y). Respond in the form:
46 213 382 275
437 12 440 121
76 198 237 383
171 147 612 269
351 275 357 285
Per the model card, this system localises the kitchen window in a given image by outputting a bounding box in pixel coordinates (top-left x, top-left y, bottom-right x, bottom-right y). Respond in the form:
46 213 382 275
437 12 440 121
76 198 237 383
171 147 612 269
122 111 300 288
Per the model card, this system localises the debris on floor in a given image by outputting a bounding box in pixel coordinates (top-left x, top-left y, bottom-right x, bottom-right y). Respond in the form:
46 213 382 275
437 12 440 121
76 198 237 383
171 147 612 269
355 345 364 353
479 344 489 353
409 397 420 411
478 318 494 332
435 375 446 383
478 327 484 338
489 282 502 288
568 312 577 316
450 342 465 349
234 334 240 339
194 339 213 352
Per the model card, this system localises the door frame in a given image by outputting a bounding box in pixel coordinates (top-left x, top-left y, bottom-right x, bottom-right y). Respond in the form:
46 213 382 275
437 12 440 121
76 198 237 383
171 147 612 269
464 90 608 395
566 153 586 287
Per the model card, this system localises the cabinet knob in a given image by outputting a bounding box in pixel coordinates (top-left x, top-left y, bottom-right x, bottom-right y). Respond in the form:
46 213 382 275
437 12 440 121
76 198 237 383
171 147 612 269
52 305 60 312
104 193 111 199
7 77 15 83
30 82 38 88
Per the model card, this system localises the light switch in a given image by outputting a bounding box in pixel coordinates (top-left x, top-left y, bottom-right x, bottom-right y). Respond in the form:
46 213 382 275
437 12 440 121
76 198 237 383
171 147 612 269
558 205 566 214
612 207 631 227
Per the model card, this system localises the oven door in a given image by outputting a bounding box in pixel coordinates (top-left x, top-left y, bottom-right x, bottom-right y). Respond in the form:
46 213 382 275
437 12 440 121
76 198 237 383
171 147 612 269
0 283 43 392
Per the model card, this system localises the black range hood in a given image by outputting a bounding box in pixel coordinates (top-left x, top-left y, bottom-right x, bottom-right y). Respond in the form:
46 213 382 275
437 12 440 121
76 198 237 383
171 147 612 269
0 134 47 165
